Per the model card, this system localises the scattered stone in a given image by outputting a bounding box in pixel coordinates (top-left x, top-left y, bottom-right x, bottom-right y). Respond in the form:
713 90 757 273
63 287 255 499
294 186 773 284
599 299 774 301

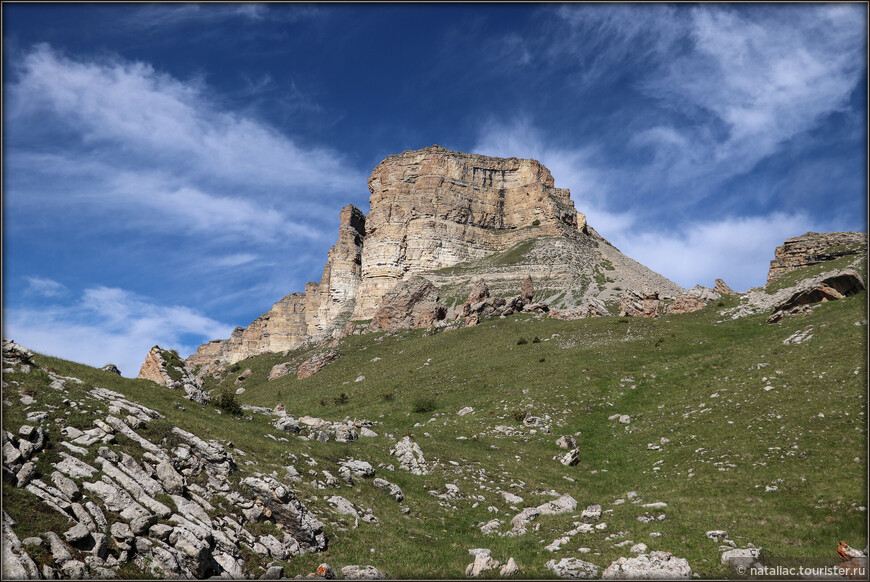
372 478 404 502
340 460 375 478
721 548 764 569
705 530 728 541
101 364 122 375
630 543 648 555
559 449 580 466
457 406 474 416
465 549 500 577
500 557 519 577
580 504 602 523
556 435 577 449
389 437 429 475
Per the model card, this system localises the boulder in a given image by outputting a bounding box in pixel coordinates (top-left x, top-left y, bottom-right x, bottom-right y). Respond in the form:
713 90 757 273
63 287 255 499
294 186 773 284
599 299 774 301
521 275 534 303
389 437 429 475
101 364 122 375
714 279 735 295
465 549 500 577
341 565 386 580
546 557 599 579
368 276 446 332
297 350 342 380
602 551 692 579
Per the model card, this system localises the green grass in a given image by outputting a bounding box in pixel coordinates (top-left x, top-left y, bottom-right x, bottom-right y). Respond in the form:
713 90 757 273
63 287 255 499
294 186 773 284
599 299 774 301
2 262 867 579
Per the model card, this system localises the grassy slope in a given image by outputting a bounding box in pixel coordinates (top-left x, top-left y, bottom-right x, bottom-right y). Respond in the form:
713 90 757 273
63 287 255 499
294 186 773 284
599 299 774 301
3 268 867 579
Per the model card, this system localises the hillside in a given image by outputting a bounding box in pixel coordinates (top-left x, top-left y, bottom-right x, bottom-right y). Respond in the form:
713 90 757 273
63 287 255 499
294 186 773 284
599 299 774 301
3 252 866 579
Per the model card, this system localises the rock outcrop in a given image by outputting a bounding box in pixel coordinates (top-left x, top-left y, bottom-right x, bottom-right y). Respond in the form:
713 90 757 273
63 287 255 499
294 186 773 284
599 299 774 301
766 269 865 323
767 231 866 284
138 346 208 404
184 145 684 368
368 276 446 332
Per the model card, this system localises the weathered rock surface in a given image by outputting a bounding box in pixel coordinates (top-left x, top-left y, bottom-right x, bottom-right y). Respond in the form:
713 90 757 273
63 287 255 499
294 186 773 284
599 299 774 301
602 551 692 579
389 437 429 475
767 269 865 323
341 565 386 580
546 557 599 578
297 350 343 380
767 231 866 284
368 276 445 332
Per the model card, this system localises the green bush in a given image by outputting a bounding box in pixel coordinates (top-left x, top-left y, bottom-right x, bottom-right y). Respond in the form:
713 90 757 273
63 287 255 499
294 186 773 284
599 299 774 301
531 219 540 227
532 336 541 343
333 392 349 405
412 397 437 414
214 389 242 415
517 337 528 345
511 410 528 422
381 392 396 401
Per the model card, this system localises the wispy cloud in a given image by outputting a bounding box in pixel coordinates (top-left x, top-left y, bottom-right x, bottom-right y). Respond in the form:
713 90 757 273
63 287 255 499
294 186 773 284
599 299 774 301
551 4 866 196
25 276 68 298
5 44 361 247
126 3 320 30
214 253 260 268
5 286 234 378
9 44 361 195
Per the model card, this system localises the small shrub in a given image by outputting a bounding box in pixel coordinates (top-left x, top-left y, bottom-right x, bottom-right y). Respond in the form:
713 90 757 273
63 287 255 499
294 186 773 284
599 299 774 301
333 392 349 405
319 398 328 407
228 363 241 373
539 357 546 362
511 410 528 422
214 389 242 415
380 392 396 401
717 301 725 307
412 397 437 414
517 337 528 345
532 336 541 343
531 219 541 226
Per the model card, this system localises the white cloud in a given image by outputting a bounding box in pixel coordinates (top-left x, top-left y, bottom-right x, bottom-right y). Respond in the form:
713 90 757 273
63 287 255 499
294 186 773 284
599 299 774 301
610 213 823 292
4 287 233 378
214 253 260 268
25 276 68 298
9 45 361 195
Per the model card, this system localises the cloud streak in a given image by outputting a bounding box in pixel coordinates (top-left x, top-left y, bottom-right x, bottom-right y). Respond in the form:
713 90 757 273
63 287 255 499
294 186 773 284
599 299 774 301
5 286 234 378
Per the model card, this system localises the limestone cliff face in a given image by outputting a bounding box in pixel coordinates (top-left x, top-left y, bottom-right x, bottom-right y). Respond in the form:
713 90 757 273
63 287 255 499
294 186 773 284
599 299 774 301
767 231 867 284
184 145 683 370
310 205 366 335
187 206 364 370
352 146 584 319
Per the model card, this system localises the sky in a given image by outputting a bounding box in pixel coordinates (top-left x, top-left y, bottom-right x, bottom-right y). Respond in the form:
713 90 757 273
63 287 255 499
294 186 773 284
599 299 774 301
3 3 867 377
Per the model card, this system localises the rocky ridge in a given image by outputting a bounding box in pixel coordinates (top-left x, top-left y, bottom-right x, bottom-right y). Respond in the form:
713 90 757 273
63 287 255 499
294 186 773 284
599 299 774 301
185 146 684 371
766 231 866 284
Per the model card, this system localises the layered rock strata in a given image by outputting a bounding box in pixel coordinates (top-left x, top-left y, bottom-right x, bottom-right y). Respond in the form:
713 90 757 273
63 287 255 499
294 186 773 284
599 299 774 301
186 145 684 369
767 231 866 284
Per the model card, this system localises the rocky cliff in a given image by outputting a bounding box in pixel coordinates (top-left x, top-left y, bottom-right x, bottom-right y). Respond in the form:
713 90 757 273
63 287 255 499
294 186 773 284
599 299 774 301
766 231 867 284
186 145 684 370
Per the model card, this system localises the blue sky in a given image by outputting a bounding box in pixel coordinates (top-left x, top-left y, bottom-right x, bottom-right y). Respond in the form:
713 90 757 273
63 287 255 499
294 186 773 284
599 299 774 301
3 3 867 376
